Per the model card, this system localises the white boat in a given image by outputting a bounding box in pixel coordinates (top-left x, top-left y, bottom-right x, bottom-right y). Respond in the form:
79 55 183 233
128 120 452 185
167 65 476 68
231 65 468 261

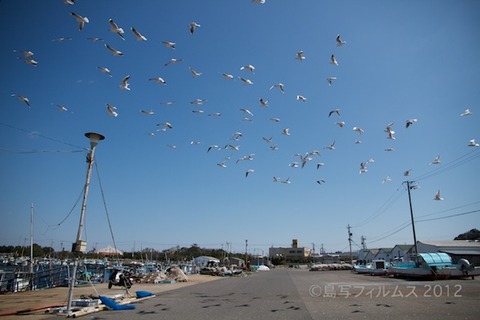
353 260 388 276
387 252 479 279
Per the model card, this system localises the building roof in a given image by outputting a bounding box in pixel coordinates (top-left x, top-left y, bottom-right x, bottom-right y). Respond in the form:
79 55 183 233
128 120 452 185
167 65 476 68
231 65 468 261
393 244 413 250
419 240 480 248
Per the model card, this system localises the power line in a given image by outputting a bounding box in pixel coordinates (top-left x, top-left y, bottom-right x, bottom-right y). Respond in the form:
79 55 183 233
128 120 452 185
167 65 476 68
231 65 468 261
0 122 86 151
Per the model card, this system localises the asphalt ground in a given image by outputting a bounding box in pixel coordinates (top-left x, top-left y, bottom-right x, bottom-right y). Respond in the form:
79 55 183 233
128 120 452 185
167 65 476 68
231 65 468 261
1 268 479 319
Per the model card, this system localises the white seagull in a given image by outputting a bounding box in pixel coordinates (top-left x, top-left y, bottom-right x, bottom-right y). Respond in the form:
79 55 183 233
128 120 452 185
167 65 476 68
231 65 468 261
189 67 202 77
221 73 234 80
245 169 254 177
131 27 147 41
353 126 364 135
468 139 479 147
11 94 30 107
97 66 112 77
240 64 255 73
51 103 70 112
336 34 346 46
106 103 118 117
434 190 444 201
104 44 123 56
296 50 305 61
327 77 337 86
296 95 307 102
429 155 441 165
335 121 345 128
325 141 336 150
189 22 201 34
164 58 183 67
239 77 253 85
406 118 417 128
269 83 285 93
162 41 176 49
108 19 125 40
461 108 472 116
259 98 269 107
328 108 341 117
330 54 338 66
382 176 392 184
149 77 167 84
240 108 254 116
119 75 131 90
269 117 281 122
282 128 290 136
70 12 89 30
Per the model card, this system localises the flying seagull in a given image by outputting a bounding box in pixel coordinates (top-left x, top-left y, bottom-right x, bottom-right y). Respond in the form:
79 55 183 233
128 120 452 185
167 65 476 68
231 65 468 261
190 22 201 34
406 118 417 128
240 108 254 116
240 64 255 73
106 103 118 117
327 77 337 86
296 95 307 102
189 67 202 77
51 103 70 112
330 54 338 66
162 41 176 49
353 126 364 135
336 34 346 46
429 155 441 165
119 75 131 90
269 83 285 93
434 190 444 201
328 109 341 117
104 44 123 56
11 94 30 107
325 141 335 150
296 50 305 61
468 139 479 147
245 169 254 177
149 77 167 84
97 66 112 77
221 73 234 80
461 108 472 116
131 27 147 41
164 58 183 67
70 12 89 30
108 19 125 40
239 77 253 85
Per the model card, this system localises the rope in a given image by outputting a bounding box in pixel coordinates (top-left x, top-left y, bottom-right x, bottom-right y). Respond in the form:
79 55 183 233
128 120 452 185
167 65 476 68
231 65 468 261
93 160 120 263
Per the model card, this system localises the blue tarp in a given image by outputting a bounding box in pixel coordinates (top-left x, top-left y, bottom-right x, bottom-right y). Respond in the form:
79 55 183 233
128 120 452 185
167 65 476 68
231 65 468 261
419 253 452 267
99 296 136 310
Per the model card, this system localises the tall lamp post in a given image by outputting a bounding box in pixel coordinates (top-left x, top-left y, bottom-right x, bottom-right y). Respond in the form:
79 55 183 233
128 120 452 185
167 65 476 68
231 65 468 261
72 132 105 253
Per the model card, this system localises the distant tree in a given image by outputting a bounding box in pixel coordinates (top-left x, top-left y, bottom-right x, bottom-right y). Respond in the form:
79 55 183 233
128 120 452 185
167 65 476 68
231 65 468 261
454 228 480 241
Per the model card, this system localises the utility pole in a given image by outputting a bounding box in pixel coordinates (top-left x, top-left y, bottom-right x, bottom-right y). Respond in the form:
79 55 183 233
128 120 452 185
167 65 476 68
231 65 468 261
347 224 353 264
245 240 248 271
73 132 105 253
406 181 419 266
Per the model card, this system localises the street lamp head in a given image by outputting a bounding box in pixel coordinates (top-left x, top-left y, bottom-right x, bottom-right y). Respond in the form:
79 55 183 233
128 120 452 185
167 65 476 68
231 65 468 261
85 132 105 148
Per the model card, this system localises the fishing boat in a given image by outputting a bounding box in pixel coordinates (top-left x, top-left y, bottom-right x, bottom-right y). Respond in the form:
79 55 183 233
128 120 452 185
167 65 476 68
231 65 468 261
386 181 479 280
387 252 479 279
353 260 389 276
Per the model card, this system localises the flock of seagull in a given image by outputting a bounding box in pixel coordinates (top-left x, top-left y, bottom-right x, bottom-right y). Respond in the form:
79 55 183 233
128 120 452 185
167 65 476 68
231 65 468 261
10 0 478 204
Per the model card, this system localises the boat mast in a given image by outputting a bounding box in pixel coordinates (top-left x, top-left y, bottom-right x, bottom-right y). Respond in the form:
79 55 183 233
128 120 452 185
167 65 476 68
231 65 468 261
30 203 34 271
406 181 419 266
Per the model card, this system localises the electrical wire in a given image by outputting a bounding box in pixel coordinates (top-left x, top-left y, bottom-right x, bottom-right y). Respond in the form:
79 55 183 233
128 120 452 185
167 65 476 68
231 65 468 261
0 122 86 151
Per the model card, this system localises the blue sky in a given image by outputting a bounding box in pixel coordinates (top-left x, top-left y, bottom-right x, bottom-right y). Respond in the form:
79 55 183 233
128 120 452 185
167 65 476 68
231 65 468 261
0 0 479 256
